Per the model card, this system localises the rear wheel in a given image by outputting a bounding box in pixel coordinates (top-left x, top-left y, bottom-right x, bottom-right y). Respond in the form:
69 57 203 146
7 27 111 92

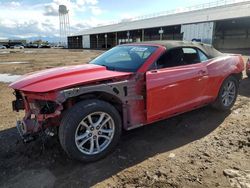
212 76 239 111
59 99 122 162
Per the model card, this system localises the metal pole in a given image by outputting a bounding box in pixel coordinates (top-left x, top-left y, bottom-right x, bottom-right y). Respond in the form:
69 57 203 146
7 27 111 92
63 14 67 45
76 37 78 49
105 34 107 49
127 31 130 43
62 14 65 45
115 32 118 46
59 13 62 45
65 14 69 46
67 14 70 47
142 29 144 41
96 35 99 49
159 28 164 41
67 14 70 36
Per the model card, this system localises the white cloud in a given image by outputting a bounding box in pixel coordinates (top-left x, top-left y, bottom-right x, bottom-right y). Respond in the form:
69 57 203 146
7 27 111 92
119 13 140 22
10 1 21 7
0 0 106 40
52 0 99 12
44 3 59 16
89 6 103 16
76 0 98 6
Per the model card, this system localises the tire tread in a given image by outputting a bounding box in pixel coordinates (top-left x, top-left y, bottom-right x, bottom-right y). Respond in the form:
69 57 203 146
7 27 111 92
59 99 122 162
212 76 239 111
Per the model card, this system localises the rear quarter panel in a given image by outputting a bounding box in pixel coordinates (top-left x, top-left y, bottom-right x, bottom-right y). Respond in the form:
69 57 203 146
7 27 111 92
246 58 250 73
205 55 244 98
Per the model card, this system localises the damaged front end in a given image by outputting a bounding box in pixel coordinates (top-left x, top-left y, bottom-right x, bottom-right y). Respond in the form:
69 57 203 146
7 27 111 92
12 78 146 142
12 90 63 142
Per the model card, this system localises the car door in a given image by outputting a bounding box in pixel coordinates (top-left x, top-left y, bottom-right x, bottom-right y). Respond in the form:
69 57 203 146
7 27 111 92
146 47 209 122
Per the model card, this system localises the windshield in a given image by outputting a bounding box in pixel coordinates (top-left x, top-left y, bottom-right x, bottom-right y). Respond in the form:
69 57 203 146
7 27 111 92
90 45 158 72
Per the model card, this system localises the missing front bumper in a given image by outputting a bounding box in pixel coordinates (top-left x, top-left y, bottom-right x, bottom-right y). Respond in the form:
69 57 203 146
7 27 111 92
16 120 35 143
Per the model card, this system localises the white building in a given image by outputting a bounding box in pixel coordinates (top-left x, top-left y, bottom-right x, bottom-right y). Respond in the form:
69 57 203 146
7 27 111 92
68 0 250 50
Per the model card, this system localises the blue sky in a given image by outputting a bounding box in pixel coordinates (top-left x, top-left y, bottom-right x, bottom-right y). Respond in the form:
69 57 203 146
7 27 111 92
0 0 212 41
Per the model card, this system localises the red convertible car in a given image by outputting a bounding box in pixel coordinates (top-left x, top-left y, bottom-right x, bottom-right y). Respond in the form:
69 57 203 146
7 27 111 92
10 41 244 162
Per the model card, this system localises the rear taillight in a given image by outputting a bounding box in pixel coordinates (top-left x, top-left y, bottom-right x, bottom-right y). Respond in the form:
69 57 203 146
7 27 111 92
246 58 250 70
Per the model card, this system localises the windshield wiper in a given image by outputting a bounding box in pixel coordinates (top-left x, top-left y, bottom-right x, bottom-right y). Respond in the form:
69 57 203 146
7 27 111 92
106 66 117 71
99 64 116 71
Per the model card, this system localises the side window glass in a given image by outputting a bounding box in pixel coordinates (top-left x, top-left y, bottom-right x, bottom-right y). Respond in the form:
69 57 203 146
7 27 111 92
156 48 185 69
156 52 167 69
154 47 208 70
197 49 209 62
183 48 196 54
182 47 200 64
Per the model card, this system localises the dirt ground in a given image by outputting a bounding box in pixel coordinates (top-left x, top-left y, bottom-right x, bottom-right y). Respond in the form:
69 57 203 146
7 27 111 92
0 49 249 188
0 49 103 75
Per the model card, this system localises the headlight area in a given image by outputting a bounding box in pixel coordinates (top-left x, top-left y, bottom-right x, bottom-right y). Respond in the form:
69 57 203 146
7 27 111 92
29 100 57 115
12 91 25 112
13 92 64 142
27 99 63 128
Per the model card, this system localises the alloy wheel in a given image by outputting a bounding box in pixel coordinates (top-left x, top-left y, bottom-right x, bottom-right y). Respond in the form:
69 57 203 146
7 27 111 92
221 80 236 107
75 112 115 155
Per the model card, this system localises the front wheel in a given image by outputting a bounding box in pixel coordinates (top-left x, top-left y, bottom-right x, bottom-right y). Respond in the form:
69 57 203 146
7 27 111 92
212 76 239 111
59 99 122 162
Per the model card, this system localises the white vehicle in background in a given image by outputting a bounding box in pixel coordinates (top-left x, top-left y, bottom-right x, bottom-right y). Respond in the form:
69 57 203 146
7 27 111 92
0 45 7 49
10 45 24 49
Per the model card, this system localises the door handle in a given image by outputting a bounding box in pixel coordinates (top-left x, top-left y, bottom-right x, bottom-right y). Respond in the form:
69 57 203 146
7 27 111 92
198 70 207 76
151 70 158 73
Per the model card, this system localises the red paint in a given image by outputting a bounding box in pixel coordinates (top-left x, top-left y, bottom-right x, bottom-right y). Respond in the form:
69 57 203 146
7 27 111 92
146 54 244 123
10 64 132 92
146 62 209 122
9 43 245 133
246 58 250 76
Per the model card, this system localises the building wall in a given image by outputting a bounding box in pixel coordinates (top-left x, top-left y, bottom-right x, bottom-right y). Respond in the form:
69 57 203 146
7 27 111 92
181 22 214 44
82 35 90 48
68 17 250 51
80 26 182 49
68 36 83 49
74 1 250 36
214 38 250 49
213 17 250 49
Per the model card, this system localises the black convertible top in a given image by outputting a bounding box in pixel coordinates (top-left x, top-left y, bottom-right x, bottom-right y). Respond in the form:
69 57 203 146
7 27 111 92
137 40 223 59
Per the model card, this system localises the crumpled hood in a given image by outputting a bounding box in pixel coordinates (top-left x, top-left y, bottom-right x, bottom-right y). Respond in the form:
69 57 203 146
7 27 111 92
9 64 132 92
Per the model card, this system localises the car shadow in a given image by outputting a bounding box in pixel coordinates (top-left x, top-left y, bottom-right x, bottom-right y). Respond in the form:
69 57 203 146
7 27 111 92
239 77 250 97
0 106 230 187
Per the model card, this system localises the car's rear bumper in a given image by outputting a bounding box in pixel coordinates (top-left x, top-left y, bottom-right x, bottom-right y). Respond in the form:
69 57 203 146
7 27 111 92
246 59 250 75
246 64 250 75
246 66 250 74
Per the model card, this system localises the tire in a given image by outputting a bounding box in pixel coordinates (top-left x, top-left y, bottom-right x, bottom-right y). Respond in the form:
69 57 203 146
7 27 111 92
212 76 239 111
59 99 122 162
247 73 250 78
